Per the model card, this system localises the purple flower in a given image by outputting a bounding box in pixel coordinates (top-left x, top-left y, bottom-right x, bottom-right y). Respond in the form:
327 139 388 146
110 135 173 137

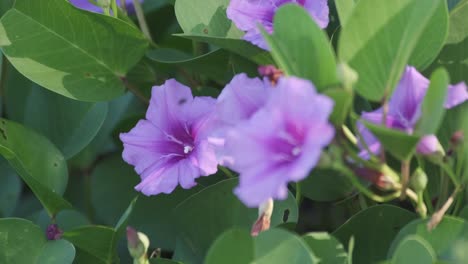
227 0 329 49
70 0 141 13
358 66 468 157
209 73 272 165
120 80 218 195
224 77 335 207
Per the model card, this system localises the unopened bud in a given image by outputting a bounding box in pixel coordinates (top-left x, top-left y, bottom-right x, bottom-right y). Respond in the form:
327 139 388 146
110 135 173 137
46 224 63 240
354 165 400 191
416 135 445 163
258 65 283 86
337 63 358 91
451 131 464 147
410 168 428 193
251 198 274 236
127 226 150 262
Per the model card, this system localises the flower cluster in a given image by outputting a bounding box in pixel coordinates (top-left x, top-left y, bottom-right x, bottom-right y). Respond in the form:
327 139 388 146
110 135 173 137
358 66 468 158
120 73 335 207
227 0 329 49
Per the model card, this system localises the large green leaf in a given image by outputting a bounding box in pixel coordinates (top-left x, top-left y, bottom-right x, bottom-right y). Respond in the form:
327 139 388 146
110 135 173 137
333 205 417 264
63 226 117 264
9 83 108 159
335 0 357 25
174 0 271 64
264 4 339 91
173 178 299 263
0 0 148 101
415 68 449 135
363 121 421 161
432 0 468 84
302 232 348 264
338 0 448 101
91 154 203 250
390 235 437 264
0 157 22 217
298 168 354 202
0 119 71 216
205 228 317 264
389 216 468 261
0 218 75 264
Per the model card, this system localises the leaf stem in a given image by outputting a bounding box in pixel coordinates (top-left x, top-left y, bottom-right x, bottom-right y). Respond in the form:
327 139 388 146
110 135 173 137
132 0 153 41
218 166 234 179
111 0 118 18
400 159 411 199
427 186 462 230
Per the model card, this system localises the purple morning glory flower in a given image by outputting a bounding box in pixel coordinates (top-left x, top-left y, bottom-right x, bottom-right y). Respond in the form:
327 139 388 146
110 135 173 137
358 66 468 157
208 73 272 165
227 0 329 49
224 77 335 207
120 80 218 195
70 0 140 13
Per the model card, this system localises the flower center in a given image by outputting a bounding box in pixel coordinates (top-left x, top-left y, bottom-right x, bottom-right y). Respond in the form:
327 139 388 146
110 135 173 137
184 145 193 154
291 146 301 156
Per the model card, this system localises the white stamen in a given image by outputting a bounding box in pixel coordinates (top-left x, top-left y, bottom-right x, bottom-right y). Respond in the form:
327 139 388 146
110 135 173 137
292 147 301 156
184 145 193 154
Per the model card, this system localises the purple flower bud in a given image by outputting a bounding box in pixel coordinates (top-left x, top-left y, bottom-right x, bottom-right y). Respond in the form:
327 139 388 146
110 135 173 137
46 224 63 241
416 135 445 157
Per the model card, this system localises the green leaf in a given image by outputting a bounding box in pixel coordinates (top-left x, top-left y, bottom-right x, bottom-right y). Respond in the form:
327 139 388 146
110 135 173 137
36 240 76 264
0 218 75 264
175 0 242 38
0 157 22 217
431 0 468 85
333 205 417 264
63 226 117 264
176 34 272 65
174 0 271 64
335 0 357 25
298 168 354 202
147 48 231 81
389 216 468 261
0 119 71 216
0 0 148 101
390 235 436 264
0 0 12 17
415 68 450 135
363 121 421 160
338 0 448 101
206 228 317 264
205 229 254 264
263 4 339 91
13 84 108 159
173 179 299 263
324 87 354 126
302 232 348 264
90 154 203 250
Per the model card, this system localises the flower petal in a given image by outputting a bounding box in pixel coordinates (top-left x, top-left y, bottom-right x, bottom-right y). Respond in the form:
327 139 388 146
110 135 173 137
445 82 468 109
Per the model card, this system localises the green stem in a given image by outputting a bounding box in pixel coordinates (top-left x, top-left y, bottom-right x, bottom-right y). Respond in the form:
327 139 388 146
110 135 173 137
295 183 302 207
132 0 153 41
417 191 427 218
218 166 234 179
120 0 127 13
400 159 411 199
111 0 118 17
441 162 461 188
423 188 434 214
